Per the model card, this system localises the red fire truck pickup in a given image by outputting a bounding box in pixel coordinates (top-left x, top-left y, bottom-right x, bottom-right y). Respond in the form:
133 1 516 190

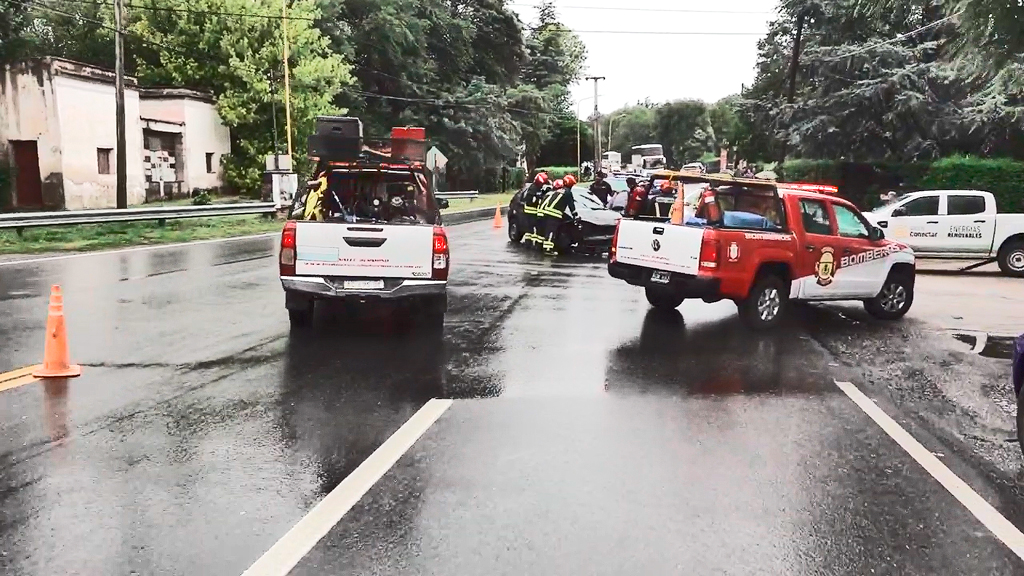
608 175 916 330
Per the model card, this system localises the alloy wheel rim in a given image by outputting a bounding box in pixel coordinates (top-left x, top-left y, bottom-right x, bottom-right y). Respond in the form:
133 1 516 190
757 287 780 321
880 283 907 312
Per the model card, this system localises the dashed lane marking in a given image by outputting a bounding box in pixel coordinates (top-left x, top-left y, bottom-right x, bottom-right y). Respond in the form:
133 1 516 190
241 398 453 576
835 380 1024 561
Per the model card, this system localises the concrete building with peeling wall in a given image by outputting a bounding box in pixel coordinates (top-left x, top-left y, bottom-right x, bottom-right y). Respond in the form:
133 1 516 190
0 57 231 211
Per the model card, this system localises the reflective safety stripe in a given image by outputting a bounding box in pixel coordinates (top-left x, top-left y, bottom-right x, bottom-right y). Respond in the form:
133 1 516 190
523 206 537 215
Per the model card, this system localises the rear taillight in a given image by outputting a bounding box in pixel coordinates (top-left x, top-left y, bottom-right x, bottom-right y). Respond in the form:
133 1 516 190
280 220 296 276
699 229 720 271
610 220 620 262
432 226 449 281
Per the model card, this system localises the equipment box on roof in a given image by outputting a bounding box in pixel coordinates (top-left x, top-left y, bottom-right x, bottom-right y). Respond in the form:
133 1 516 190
315 116 363 137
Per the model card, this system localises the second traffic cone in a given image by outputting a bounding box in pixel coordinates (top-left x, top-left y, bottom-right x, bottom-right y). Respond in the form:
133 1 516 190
492 203 503 228
33 285 82 379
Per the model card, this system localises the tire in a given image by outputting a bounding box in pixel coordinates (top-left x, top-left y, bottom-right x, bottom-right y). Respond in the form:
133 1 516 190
998 239 1024 278
555 227 575 254
739 275 788 331
285 291 314 330
864 271 914 320
421 294 447 327
645 286 685 310
508 216 525 243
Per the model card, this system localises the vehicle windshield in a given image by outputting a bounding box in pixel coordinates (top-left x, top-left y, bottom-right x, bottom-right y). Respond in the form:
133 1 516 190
642 157 666 170
290 168 439 225
604 178 633 192
633 145 663 157
573 188 607 209
871 193 911 212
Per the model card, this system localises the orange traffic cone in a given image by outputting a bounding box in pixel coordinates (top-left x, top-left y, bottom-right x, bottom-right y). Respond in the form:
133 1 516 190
492 203 503 228
670 187 684 225
33 285 82 379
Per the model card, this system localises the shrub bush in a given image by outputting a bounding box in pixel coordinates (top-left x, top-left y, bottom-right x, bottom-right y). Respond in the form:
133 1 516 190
533 166 579 181
921 156 1024 212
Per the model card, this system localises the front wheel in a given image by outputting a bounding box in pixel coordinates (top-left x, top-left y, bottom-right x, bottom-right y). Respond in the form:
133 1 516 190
645 286 685 310
508 216 525 243
739 275 788 331
998 240 1024 277
864 272 914 320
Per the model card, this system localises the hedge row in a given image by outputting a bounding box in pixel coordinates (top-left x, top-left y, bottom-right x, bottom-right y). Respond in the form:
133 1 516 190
781 156 1024 211
534 166 579 181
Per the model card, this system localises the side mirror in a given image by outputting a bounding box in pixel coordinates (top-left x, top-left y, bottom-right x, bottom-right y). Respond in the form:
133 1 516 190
869 226 885 242
439 199 450 209
891 206 907 217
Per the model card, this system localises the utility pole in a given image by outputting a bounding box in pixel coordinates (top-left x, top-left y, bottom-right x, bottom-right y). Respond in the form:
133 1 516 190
779 11 805 171
114 0 127 208
585 76 604 174
270 72 280 171
281 0 294 158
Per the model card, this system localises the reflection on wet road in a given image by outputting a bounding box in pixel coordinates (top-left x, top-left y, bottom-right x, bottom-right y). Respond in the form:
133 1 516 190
1 222 1022 574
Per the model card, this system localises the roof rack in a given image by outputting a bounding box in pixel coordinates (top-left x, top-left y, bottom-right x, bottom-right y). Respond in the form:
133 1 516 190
307 117 427 165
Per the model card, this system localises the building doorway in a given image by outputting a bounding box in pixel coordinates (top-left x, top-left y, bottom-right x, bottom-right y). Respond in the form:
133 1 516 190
10 140 43 208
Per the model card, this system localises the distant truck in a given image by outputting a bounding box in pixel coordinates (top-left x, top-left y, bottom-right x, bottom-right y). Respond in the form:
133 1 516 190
602 151 622 172
630 144 667 177
279 117 450 329
864 190 1024 276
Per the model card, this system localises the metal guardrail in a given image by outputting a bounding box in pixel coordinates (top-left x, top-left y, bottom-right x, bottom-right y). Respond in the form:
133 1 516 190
0 203 277 230
434 191 479 200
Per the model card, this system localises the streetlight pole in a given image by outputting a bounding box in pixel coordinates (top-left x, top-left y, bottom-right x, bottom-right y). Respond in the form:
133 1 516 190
585 76 605 174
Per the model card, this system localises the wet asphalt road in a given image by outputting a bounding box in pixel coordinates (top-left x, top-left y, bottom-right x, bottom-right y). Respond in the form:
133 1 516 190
1 221 1023 575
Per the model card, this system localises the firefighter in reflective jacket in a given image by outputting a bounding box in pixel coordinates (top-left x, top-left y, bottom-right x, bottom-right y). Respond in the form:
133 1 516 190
539 178 579 255
522 172 550 249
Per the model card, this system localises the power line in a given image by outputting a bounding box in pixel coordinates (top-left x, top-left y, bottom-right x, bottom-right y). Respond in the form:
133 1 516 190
12 0 198 59
510 3 771 15
524 26 766 36
820 12 960 62
26 0 316 21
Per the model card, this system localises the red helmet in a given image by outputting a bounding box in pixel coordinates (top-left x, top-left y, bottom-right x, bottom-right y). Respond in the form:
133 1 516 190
553 179 565 190
563 174 578 187
534 172 550 186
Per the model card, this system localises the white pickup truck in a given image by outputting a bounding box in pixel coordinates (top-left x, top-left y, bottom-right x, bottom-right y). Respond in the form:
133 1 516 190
279 119 450 329
865 190 1024 276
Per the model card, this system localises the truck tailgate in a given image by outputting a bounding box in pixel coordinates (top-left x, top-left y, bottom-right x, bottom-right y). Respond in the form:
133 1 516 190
294 222 434 278
615 219 703 275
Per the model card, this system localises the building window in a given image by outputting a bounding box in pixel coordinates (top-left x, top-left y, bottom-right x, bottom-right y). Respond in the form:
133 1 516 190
206 153 215 174
97 148 112 175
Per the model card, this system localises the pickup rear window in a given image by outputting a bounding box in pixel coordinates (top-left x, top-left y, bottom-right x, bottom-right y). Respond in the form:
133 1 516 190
290 168 440 225
694 185 786 231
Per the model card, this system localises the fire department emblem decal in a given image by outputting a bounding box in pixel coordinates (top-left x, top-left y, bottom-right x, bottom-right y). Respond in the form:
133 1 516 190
815 247 836 286
652 239 661 252
727 242 740 262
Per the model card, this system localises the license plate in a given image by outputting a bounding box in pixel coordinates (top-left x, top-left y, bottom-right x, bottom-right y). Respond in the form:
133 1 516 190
651 270 671 284
343 280 384 290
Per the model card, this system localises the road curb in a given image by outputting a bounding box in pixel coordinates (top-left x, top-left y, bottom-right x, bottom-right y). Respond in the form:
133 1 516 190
443 205 509 226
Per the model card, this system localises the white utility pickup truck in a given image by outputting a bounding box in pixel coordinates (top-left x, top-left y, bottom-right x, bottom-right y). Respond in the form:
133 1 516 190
865 190 1024 276
279 118 450 329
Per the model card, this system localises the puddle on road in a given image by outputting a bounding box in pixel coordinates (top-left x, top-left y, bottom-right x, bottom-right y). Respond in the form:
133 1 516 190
949 332 1015 360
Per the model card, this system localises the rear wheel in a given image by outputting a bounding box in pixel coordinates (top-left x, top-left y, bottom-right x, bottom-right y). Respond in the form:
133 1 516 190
864 271 914 320
289 306 313 329
739 275 788 331
998 239 1024 277
421 294 447 328
645 286 685 310
285 291 314 330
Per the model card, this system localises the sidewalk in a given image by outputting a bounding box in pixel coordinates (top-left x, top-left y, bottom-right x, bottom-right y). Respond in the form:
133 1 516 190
910 273 1024 335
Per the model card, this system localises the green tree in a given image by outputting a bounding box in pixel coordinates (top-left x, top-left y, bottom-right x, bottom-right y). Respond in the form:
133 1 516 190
132 0 352 195
655 100 712 166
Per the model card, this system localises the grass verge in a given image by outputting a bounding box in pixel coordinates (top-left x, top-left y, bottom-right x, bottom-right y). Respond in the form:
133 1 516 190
0 215 284 255
441 192 515 213
0 192 514 256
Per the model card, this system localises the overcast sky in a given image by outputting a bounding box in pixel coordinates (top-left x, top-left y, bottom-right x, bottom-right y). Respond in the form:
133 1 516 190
508 0 780 116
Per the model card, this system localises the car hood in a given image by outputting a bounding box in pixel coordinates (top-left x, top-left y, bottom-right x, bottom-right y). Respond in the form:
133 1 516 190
578 205 621 227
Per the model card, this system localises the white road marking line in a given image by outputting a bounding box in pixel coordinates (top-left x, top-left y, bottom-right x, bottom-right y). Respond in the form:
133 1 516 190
835 380 1024 561
241 398 453 576
0 233 279 267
